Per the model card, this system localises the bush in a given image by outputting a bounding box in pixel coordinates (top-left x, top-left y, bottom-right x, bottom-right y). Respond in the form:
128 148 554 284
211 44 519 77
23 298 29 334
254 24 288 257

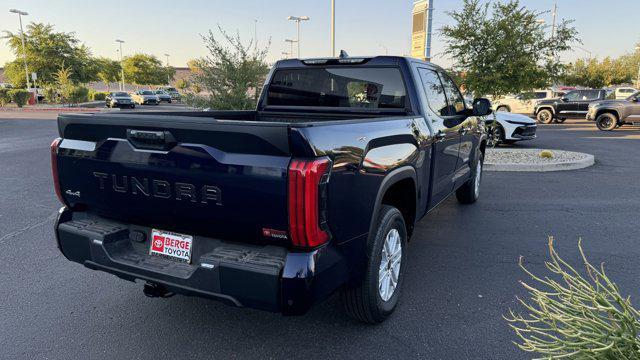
89 91 108 101
505 237 640 358
9 89 31 107
43 87 59 103
0 88 11 106
68 86 89 104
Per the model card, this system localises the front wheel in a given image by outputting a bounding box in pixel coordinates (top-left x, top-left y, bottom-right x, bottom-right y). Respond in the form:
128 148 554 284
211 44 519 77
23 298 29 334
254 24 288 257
536 109 554 124
456 151 483 204
487 124 504 147
341 205 407 324
596 113 617 131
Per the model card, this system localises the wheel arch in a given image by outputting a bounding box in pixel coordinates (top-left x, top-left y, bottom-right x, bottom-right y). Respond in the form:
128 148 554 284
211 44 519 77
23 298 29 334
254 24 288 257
595 109 620 121
368 167 418 241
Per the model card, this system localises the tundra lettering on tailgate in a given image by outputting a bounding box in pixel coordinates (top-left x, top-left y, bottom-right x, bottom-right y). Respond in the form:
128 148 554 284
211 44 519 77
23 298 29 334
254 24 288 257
92 172 222 205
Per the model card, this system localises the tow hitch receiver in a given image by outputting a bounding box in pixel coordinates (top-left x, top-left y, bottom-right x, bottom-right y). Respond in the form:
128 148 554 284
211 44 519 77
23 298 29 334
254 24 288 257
143 282 175 298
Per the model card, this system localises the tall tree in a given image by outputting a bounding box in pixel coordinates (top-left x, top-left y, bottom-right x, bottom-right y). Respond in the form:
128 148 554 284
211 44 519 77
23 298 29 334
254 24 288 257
3 22 96 87
122 54 169 87
186 26 270 110
93 57 121 91
441 0 579 98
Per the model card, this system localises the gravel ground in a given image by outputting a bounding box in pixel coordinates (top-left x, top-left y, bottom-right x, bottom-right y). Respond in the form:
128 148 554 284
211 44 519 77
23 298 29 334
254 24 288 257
486 148 590 165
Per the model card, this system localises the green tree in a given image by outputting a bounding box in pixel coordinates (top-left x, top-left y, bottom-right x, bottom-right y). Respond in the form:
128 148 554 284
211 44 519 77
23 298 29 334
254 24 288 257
441 0 579 98
0 88 10 107
562 57 632 88
93 57 121 91
122 54 168 87
175 78 190 91
186 26 270 110
3 22 96 87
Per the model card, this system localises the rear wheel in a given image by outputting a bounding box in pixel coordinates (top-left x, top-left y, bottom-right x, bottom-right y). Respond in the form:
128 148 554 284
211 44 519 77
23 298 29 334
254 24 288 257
341 205 407 324
554 118 567 123
596 113 617 131
456 151 483 204
536 109 554 124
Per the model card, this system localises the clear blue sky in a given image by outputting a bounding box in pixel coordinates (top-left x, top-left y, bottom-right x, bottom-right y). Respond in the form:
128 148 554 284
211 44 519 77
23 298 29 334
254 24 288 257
0 0 638 69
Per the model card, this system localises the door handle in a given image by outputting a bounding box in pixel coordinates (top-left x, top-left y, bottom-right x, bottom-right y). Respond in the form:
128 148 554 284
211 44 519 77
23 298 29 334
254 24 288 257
434 131 446 142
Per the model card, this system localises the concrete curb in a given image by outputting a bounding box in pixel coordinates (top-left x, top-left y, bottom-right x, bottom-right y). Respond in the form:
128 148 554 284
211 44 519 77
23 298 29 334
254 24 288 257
0 107 117 113
485 149 595 172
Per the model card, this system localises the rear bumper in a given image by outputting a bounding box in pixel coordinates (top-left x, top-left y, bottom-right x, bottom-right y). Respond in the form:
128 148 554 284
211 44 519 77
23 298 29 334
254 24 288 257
55 208 348 315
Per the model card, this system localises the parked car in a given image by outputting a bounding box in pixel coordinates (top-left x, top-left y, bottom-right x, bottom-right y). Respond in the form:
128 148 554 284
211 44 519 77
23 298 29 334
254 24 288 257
158 86 181 101
534 89 609 124
486 112 537 146
493 90 560 114
154 90 172 103
587 90 640 131
613 87 637 100
50 55 491 323
105 92 135 109
131 90 160 105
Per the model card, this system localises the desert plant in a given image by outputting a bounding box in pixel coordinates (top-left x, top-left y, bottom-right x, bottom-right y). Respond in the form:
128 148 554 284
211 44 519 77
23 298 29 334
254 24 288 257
539 150 554 159
505 237 640 359
55 65 74 104
0 88 11 106
8 89 31 107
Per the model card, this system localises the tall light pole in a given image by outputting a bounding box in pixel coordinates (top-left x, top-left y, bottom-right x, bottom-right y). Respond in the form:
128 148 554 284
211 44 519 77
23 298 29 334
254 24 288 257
116 39 125 91
164 53 170 85
331 0 335 57
9 9 30 92
287 16 310 58
551 2 557 40
285 39 298 59
635 46 640 89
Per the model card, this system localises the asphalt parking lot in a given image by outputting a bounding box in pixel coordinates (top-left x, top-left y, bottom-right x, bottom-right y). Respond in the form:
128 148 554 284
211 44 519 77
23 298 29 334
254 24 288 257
1 114 639 359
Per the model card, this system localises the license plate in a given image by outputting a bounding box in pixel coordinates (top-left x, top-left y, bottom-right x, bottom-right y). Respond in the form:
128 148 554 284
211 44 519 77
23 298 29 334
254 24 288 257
149 229 193 263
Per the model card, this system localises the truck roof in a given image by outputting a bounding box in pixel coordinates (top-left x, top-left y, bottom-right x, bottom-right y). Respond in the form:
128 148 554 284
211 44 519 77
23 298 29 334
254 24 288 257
274 55 445 71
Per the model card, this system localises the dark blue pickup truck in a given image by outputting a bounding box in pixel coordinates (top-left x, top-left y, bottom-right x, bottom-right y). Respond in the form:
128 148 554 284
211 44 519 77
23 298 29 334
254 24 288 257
51 56 490 323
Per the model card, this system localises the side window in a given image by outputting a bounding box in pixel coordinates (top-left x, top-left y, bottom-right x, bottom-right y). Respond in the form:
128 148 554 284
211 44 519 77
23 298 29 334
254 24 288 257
417 68 449 117
439 73 467 116
535 92 547 99
564 91 580 101
583 90 600 101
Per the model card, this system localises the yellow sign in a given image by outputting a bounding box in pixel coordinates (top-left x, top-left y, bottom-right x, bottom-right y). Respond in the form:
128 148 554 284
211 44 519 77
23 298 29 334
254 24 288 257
411 0 428 60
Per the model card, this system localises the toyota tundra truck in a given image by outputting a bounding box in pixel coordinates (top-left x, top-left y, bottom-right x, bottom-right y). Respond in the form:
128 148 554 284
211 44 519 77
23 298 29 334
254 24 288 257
51 56 490 323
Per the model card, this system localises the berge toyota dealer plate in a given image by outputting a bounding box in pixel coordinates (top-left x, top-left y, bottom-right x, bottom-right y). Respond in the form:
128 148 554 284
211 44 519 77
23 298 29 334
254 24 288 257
149 229 193 263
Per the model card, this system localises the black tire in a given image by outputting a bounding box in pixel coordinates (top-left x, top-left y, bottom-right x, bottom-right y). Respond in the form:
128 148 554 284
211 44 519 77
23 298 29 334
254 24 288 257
536 109 554 124
456 151 483 204
496 106 510 112
130 105 135 109
168 100 172 104
554 117 567 123
341 205 407 324
596 113 617 131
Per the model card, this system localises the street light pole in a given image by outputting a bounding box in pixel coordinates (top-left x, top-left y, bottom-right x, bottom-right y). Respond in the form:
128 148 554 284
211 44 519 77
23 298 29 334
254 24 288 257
636 47 640 89
9 9 30 92
331 0 335 57
116 39 125 91
285 39 297 59
164 53 170 85
287 16 310 58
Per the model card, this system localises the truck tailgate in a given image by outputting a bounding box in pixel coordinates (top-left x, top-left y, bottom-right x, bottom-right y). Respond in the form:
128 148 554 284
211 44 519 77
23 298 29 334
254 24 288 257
54 113 291 244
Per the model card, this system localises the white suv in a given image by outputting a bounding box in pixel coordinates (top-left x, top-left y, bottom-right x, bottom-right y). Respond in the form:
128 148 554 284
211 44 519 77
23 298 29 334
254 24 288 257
493 90 560 115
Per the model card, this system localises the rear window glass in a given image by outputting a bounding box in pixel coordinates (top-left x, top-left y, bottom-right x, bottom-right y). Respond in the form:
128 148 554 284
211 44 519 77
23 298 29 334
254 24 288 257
267 67 407 109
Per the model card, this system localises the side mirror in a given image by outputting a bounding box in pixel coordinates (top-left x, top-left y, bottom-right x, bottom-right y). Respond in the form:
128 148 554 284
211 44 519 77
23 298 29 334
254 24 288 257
561 97 569 102
472 98 492 116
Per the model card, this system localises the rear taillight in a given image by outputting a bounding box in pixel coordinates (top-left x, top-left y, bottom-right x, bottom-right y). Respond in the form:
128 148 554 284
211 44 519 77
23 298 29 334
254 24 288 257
50 138 66 205
288 157 332 249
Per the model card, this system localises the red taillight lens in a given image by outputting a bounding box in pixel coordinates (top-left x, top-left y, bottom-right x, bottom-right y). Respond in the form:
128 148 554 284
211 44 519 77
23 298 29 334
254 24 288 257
288 157 332 249
50 138 66 205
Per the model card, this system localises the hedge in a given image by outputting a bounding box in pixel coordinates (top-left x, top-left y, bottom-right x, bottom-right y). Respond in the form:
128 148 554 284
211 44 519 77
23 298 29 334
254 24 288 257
8 89 31 107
